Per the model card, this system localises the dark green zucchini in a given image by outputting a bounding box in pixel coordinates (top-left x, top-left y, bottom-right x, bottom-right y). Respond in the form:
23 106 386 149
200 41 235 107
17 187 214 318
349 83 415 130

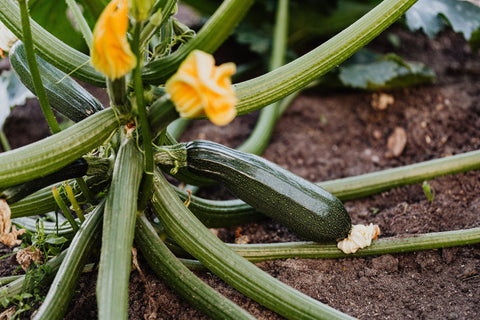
1 157 111 204
9 41 103 122
155 140 352 242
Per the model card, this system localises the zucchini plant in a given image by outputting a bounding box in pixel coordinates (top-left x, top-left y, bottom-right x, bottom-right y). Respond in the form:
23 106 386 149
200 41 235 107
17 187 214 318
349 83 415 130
0 0 479 319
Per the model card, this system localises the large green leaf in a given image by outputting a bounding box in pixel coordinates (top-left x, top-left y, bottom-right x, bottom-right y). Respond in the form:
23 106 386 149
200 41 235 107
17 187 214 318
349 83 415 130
405 0 480 47
338 50 435 90
28 0 88 52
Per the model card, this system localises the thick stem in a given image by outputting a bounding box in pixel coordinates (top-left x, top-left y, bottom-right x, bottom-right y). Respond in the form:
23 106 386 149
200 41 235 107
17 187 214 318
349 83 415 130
18 0 60 134
135 213 255 319
227 227 480 262
233 0 419 114
97 130 143 320
238 0 289 155
132 22 154 211
151 170 355 320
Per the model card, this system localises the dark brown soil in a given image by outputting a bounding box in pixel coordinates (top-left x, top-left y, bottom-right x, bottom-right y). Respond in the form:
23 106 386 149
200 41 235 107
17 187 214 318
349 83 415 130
1 26 480 319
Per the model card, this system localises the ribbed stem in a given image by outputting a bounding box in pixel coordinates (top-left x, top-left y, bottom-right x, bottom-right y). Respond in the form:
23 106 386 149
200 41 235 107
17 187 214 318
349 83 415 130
0 108 119 188
227 227 480 262
319 149 480 201
233 0 419 114
18 0 60 134
135 213 255 319
151 171 355 320
238 0 289 155
97 130 143 320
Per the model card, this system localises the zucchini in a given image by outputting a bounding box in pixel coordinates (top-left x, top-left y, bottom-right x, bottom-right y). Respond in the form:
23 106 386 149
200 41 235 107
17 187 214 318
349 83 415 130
9 41 103 122
1 157 111 204
155 140 352 242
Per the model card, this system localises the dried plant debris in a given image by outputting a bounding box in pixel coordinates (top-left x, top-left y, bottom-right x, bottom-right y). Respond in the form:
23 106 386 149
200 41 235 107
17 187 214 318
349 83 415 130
0 199 26 247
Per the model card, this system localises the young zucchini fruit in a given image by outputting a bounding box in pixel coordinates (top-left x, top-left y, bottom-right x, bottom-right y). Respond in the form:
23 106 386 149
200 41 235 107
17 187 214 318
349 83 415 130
9 42 104 122
155 140 352 242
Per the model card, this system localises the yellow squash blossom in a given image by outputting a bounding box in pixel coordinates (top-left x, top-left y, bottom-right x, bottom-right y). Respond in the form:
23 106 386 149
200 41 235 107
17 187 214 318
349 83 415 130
91 0 136 79
165 50 237 126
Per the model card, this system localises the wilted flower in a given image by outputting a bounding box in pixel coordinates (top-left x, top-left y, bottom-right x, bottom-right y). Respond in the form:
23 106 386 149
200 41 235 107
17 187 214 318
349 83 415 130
165 50 237 126
16 245 43 271
337 223 380 254
91 0 136 79
0 20 18 57
0 199 26 247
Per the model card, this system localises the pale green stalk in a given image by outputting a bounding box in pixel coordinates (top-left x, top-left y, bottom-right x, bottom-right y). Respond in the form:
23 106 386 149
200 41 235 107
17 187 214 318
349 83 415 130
66 0 93 50
228 227 480 262
319 149 480 201
97 130 143 320
238 0 289 155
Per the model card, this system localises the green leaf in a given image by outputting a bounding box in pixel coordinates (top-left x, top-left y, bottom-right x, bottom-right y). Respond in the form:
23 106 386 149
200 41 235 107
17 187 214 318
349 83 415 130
338 51 435 89
45 234 69 245
28 0 88 52
405 0 480 41
0 70 34 128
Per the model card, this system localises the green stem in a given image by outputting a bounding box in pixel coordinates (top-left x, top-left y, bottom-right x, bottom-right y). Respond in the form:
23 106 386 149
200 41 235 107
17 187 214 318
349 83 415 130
142 0 255 84
173 227 480 270
10 176 110 219
0 275 23 286
52 186 79 232
33 200 104 320
97 130 143 320
0 129 11 151
18 0 60 134
74 177 97 205
238 0 289 155
0 251 66 301
106 77 130 115
133 22 154 211
0 1 104 87
65 0 93 50
0 108 119 188
228 227 480 262
233 0 419 115
151 170 355 320
319 149 480 201
135 213 255 319
140 0 177 46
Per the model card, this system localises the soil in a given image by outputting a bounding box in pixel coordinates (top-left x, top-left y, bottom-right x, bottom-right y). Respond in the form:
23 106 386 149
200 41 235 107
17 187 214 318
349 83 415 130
1 24 480 319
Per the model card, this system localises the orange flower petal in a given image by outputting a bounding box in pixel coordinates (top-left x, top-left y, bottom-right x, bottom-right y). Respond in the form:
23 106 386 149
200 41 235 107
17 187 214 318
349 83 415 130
91 0 136 79
165 50 237 126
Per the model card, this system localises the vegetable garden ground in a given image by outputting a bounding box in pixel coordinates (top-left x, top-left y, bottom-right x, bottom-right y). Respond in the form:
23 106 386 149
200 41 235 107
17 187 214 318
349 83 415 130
1 23 479 320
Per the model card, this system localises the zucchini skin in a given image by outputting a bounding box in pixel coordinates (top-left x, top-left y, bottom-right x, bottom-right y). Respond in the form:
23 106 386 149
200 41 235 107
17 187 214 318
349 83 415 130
9 42 103 122
184 140 352 242
1 158 89 204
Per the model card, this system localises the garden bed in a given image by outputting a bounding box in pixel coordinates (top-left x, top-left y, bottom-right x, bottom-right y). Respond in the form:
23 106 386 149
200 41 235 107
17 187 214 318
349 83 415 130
1 25 479 319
